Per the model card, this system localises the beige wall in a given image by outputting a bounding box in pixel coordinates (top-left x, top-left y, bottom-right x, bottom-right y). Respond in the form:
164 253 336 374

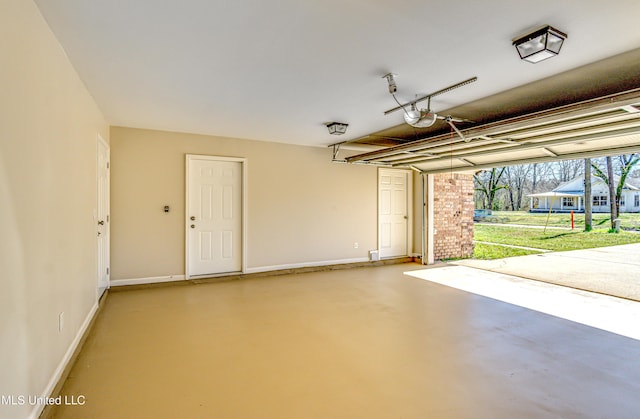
0 6 458 416
0 1 108 418
110 127 383 280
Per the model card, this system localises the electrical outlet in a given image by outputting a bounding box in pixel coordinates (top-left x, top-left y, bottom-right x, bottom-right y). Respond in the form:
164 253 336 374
59 312 64 332
354 242 359 249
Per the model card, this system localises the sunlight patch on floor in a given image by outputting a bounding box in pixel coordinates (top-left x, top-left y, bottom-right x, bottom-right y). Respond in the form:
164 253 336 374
405 266 640 341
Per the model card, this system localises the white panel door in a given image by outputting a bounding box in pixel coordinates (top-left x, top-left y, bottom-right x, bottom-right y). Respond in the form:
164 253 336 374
187 157 242 276
97 136 110 297
379 169 408 258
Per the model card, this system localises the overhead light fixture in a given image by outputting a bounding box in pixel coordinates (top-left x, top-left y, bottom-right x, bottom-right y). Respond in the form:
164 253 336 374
513 25 567 63
326 122 348 135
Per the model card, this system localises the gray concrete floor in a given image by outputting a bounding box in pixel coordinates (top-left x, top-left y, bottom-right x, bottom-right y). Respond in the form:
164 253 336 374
406 264 640 341
453 243 640 302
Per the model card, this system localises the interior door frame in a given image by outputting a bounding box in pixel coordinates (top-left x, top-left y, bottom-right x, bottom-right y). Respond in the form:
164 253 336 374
377 168 413 259
185 154 247 279
96 134 110 297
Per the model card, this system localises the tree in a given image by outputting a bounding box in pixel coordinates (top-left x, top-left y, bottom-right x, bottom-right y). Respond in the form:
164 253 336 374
531 163 539 195
474 168 508 210
616 154 640 201
584 158 592 232
606 156 618 229
530 162 554 196
592 154 640 227
551 159 584 186
504 165 532 210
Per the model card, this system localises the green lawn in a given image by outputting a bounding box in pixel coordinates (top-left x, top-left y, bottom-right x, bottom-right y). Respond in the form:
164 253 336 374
473 242 542 260
468 211 640 260
474 224 640 253
479 210 640 230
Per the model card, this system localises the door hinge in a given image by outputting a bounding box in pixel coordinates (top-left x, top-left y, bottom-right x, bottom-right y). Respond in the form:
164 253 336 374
107 215 110 222
107 161 110 169
106 267 109 275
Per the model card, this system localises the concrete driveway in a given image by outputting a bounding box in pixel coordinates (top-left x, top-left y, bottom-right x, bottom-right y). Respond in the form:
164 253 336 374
451 243 640 302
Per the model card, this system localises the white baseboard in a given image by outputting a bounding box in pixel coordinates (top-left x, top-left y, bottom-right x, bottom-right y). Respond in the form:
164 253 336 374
29 301 98 419
110 274 186 287
244 257 370 274
111 258 378 287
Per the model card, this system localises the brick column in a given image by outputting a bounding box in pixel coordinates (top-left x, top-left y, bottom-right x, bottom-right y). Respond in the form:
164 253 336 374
432 173 474 260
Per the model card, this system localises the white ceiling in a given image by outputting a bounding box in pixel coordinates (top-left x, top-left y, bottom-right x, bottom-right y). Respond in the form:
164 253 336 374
35 0 640 147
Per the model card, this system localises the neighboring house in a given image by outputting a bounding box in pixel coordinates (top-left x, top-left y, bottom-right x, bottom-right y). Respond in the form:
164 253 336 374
528 175 640 213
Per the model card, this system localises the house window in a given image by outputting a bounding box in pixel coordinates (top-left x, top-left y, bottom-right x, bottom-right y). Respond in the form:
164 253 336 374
635 195 639 207
593 196 608 206
562 197 575 207
620 196 626 206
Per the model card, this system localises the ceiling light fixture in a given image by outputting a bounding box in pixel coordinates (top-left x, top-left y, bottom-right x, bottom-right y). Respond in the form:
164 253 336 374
513 25 567 63
326 122 348 135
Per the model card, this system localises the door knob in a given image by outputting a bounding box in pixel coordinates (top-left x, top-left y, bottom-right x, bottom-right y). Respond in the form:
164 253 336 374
98 220 105 225
190 216 196 221
190 224 195 229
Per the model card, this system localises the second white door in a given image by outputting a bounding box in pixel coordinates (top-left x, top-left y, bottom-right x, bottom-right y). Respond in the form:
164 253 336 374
97 135 110 297
187 156 243 277
379 169 409 258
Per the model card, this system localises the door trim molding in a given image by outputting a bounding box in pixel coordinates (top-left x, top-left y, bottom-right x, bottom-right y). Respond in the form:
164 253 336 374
185 154 247 279
377 168 413 258
96 134 110 298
